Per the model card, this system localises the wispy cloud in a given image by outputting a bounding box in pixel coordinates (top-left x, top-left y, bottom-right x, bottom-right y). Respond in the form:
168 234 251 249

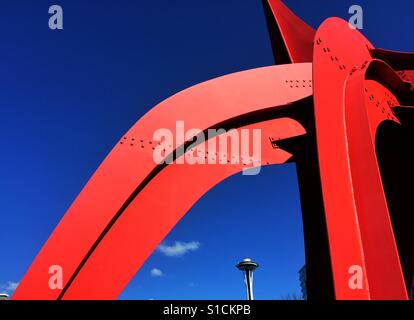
6 282 19 291
0 281 19 295
157 241 200 257
150 268 164 277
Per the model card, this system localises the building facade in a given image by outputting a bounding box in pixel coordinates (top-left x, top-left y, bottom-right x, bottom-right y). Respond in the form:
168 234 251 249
299 265 307 300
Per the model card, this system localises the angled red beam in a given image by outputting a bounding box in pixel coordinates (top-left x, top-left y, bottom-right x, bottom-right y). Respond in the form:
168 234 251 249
313 17 374 299
262 0 315 64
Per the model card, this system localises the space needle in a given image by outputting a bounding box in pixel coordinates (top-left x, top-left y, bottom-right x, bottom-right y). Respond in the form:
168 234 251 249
236 258 259 300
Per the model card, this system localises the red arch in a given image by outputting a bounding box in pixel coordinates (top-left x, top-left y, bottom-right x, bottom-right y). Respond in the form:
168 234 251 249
13 63 312 300
62 118 307 299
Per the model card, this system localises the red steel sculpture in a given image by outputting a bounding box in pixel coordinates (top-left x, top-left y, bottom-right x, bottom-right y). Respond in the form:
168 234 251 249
13 0 414 300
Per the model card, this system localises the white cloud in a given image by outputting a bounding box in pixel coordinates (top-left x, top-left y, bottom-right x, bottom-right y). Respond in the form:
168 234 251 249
150 268 164 277
6 282 19 291
157 241 200 257
0 281 19 295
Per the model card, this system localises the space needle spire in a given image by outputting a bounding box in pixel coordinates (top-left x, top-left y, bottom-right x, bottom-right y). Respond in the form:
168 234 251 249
236 258 259 300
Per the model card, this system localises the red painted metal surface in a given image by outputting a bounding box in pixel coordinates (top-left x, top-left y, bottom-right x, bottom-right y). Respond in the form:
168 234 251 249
13 63 312 300
62 118 307 299
313 18 411 299
312 18 374 299
13 0 413 300
263 0 315 64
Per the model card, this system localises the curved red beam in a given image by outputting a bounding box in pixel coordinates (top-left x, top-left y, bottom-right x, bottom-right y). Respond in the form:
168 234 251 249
313 17 375 299
62 118 307 299
13 63 312 300
263 0 315 64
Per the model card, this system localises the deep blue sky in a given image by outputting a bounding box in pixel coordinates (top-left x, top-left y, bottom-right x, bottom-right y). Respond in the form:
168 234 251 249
0 0 412 299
